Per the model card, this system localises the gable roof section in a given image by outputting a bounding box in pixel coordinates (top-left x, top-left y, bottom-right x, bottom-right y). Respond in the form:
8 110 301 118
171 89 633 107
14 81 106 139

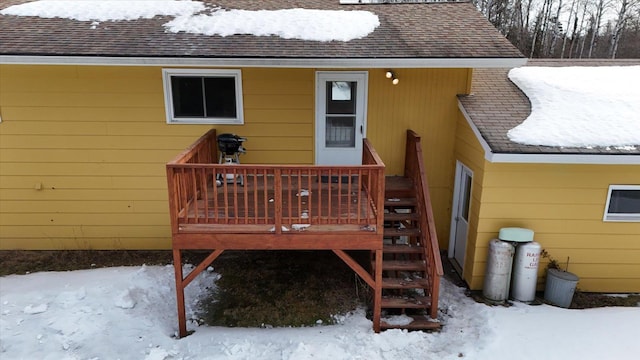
458 59 640 164
0 0 525 67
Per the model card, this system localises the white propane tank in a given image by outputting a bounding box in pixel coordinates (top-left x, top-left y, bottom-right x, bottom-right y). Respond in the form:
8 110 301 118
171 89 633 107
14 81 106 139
483 239 516 302
511 241 542 302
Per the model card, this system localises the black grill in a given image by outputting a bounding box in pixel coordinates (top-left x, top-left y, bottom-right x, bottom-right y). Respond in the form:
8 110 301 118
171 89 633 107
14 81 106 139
217 133 246 155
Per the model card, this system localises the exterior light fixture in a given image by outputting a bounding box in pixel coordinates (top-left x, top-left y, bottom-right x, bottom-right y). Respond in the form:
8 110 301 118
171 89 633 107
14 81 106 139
385 70 399 85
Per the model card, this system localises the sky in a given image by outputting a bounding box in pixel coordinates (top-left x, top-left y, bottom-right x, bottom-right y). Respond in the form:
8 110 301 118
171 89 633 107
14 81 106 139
1 264 639 360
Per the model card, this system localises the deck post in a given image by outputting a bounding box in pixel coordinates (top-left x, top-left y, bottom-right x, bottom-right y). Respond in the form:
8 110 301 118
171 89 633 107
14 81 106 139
173 249 187 338
373 249 383 333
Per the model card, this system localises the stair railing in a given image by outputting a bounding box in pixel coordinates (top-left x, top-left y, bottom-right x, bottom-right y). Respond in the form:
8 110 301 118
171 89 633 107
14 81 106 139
404 130 444 319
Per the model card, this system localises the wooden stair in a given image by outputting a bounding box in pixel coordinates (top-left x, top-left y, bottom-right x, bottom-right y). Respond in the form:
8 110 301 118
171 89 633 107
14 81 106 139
373 176 441 331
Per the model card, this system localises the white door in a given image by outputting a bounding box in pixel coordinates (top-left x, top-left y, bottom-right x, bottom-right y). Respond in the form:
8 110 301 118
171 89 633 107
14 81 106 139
449 162 473 270
315 72 368 165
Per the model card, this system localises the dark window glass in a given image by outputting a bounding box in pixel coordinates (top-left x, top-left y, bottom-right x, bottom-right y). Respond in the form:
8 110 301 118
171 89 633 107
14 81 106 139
204 77 236 118
608 190 640 214
171 77 204 117
171 76 237 118
461 174 472 221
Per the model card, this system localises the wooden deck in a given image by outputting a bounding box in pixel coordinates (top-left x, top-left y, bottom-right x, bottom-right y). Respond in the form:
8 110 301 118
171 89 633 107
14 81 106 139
184 175 376 227
166 129 442 337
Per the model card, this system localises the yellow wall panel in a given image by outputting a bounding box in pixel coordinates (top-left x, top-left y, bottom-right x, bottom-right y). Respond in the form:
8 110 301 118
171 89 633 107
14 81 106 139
1 106 166 122
0 64 467 251
1 213 169 227
0 135 204 150
0 189 167 201
244 109 313 124
0 163 166 176
366 68 470 248
1 225 170 239
1 92 162 108
0 237 171 250
0 149 181 163
0 176 167 190
0 200 168 214
465 160 640 292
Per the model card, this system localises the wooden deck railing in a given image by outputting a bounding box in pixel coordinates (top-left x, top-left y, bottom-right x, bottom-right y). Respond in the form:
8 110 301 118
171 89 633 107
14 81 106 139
404 130 444 319
166 129 386 237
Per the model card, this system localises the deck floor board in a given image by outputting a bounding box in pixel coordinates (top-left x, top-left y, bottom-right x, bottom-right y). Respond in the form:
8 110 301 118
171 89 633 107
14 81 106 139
181 175 376 228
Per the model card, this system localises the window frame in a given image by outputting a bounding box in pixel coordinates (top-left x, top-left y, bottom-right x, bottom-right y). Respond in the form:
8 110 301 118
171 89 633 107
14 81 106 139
162 68 244 125
603 185 640 222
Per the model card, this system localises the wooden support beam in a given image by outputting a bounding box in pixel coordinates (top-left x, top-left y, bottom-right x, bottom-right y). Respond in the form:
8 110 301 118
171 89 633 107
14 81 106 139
172 249 187 338
173 248 225 338
373 249 382 333
182 249 225 288
332 249 375 288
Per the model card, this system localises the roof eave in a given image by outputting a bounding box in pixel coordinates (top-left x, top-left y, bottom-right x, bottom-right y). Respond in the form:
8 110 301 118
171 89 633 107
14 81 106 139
0 55 527 68
457 100 640 165
489 153 640 165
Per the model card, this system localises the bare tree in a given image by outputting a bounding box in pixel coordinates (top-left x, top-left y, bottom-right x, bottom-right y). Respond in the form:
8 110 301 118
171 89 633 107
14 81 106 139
472 0 640 58
587 0 610 57
609 0 640 58
560 0 580 57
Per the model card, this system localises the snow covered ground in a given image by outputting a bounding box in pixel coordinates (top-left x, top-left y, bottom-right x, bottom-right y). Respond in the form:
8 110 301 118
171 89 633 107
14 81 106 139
1 265 639 360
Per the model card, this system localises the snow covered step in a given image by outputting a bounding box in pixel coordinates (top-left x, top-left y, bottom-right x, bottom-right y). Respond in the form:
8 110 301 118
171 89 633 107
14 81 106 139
380 315 441 331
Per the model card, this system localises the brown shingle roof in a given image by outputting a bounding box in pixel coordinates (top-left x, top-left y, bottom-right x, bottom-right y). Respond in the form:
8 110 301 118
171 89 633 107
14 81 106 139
0 0 523 60
458 59 640 155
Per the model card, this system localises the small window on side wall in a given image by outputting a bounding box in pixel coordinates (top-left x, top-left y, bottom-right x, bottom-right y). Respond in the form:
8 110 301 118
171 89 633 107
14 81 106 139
603 185 640 222
162 69 244 124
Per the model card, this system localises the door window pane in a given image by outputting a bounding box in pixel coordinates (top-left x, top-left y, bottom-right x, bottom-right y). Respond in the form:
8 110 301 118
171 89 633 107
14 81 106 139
461 174 472 221
327 81 356 114
326 116 356 148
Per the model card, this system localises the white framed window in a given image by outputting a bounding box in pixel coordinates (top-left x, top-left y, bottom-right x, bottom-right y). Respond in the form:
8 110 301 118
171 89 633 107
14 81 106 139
603 185 640 222
162 69 244 124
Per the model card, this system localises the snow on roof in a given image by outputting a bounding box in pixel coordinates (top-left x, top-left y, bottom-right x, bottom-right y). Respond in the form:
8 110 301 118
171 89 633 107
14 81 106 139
0 0 380 42
507 66 640 149
0 0 206 21
164 8 379 41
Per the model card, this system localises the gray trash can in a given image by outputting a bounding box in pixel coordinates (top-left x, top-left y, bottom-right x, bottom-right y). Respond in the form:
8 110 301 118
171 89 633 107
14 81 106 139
544 268 579 308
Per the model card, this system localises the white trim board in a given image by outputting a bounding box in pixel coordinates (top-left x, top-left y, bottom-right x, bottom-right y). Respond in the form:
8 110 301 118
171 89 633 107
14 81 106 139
457 101 640 165
0 55 527 69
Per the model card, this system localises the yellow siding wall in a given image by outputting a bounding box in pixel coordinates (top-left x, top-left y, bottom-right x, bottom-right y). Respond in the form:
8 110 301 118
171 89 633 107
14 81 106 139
367 68 470 247
452 115 487 284
473 162 640 292
456 117 640 292
0 65 467 250
0 65 314 249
